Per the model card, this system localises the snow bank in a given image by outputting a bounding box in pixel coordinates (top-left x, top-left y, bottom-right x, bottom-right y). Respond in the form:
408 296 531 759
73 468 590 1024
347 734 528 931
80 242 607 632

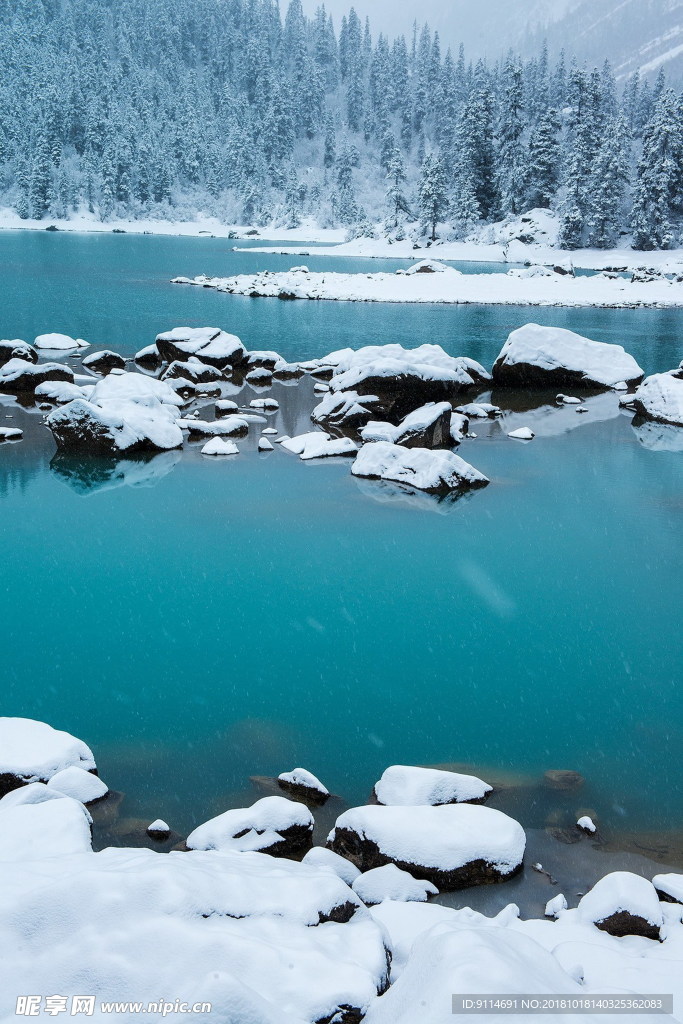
493 324 645 389
630 371 683 426
353 864 438 906
34 333 89 350
374 765 492 807
328 803 525 889
0 718 96 792
578 872 663 939
352 441 489 495
186 796 314 856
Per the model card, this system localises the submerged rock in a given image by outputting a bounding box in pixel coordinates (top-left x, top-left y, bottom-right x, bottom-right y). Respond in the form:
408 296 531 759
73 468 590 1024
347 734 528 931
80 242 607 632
351 441 489 495
327 803 525 890
544 770 584 792
578 871 663 940
492 324 644 390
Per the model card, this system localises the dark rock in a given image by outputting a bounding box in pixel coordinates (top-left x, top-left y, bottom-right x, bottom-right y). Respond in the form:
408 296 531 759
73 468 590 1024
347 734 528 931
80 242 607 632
134 346 162 369
594 910 661 941
162 360 224 384
544 770 585 792
277 778 330 807
312 390 386 433
0 340 38 367
0 359 74 393
82 350 127 374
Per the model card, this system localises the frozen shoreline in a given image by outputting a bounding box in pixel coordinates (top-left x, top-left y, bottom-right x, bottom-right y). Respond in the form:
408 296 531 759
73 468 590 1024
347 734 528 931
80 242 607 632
173 265 683 309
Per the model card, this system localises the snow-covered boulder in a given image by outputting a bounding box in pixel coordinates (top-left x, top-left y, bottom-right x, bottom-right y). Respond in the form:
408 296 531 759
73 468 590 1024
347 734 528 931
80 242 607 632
361 402 453 449
147 819 171 839
179 415 248 437
576 815 596 834
363 924 584 1024
258 437 274 452
34 380 87 404
0 357 74 393
0 790 93 860
456 402 502 419
508 426 535 441
48 396 183 454
329 345 490 418
246 367 273 385
630 372 683 426
155 327 246 369
403 259 449 275
88 370 184 408
351 441 489 495
492 324 645 390
250 397 279 410
653 873 683 904
353 864 438 906
578 872 663 940
0 718 96 796
34 333 89 350
0 426 22 441
46 766 108 804
186 796 314 857
450 412 469 444
312 389 385 431
201 438 239 456
162 358 225 384
373 765 492 807
0 339 37 366
133 343 162 368
302 846 362 885
277 768 329 804
281 431 328 454
215 399 239 415
327 803 525 889
82 350 126 374
0 847 389 1024
299 434 358 459
273 359 305 380
545 893 568 918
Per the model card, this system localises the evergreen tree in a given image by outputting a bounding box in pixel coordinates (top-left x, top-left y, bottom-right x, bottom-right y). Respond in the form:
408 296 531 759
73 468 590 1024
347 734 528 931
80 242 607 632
632 90 683 250
417 153 447 241
385 148 410 228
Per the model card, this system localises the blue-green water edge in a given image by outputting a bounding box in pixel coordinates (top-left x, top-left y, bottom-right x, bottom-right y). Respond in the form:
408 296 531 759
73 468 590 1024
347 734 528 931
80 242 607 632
0 230 681 838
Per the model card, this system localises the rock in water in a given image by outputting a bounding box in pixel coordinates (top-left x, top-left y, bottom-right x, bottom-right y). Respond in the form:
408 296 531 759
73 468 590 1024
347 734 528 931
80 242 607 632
34 333 89 351
312 389 385 431
361 402 453 449
327 803 525 890
48 397 183 454
351 441 489 495
147 819 171 840
277 768 330 804
0 718 97 797
155 327 246 369
0 339 37 367
578 871 663 940
630 371 683 426
82 350 126 374
373 765 492 806
544 770 584 791
201 438 239 456
46 766 108 804
0 358 74 393
186 796 314 857
492 324 644 390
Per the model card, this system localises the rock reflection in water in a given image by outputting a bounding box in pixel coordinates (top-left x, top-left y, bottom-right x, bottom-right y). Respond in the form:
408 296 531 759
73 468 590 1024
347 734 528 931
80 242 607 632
50 450 182 495
354 476 475 515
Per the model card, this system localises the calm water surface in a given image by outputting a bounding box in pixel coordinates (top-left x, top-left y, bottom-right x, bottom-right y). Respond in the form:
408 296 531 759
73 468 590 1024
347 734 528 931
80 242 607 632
0 230 681 838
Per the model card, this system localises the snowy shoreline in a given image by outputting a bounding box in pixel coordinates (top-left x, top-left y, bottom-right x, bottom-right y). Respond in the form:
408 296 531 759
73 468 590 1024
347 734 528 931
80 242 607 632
173 264 683 310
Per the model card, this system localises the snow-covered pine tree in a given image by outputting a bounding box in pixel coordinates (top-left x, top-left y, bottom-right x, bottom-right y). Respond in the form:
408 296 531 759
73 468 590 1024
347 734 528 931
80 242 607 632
417 153 447 241
632 89 683 250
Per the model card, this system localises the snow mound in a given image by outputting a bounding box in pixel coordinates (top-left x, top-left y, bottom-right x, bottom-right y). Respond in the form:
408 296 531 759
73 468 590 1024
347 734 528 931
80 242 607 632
352 441 489 495
0 790 93 860
545 893 568 918
300 434 358 459
258 437 275 451
328 803 525 890
0 718 96 792
89 370 184 408
374 765 492 807
493 324 644 390
47 766 108 804
353 864 438 906
186 796 314 856
578 872 663 939
508 427 535 440
302 847 361 886
630 372 683 426
34 333 89 350
402 259 450 275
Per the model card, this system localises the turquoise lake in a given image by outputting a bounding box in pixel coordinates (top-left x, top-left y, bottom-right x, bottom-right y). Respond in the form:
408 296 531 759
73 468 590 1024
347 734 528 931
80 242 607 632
0 229 681 840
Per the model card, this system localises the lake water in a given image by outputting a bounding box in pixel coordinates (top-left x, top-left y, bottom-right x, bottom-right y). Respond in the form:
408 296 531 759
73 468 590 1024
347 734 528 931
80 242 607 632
0 229 681 848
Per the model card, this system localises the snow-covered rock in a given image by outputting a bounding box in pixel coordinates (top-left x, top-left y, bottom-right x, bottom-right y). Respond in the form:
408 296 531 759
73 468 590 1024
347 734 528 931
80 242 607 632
508 426 535 441
302 847 362 886
250 397 279 410
403 259 449 275
133 343 162 368
353 864 438 906
34 333 89 350
330 345 489 418
273 359 305 380
244 350 282 370
162 358 225 384
258 437 274 452
0 718 96 795
630 372 683 426
312 389 385 431
545 893 568 918
246 367 273 385
0 426 23 441
281 431 328 454
147 819 171 839
351 441 489 495
215 399 239 415
653 873 683 904
508 264 554 279
201 438 239 456
327 803 525 890
449 411 469 444
492 324 645 390
34 380 87 403
0 357 74 392
179 415 249 437
0 339 37 366
278 768 329 803
455 401 502 419
577 815 597 834
82 350 126 374
186 796 314 857
578 872 663 940
155 327 246 369
262 427 278 435
373 765 492 807
88 370 184 408
557 393 582 404
299 434 358 459
46 766 108 804
48 396 183 454
361 402 453 449
0 846 388 1024
0 790 93 861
